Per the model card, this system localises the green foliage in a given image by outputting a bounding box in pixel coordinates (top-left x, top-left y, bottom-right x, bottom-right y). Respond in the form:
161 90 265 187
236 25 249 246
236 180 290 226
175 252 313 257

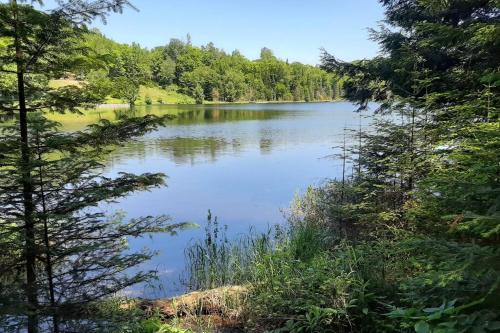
88 299 193 333
78 32 341 104
315 0 500 331
2 1 497 332
388 300 500 333
113 76 140 105
249 247 357 330
417 123 500 240
150 47 176 87
132 319 191 333
237 206 499 332
193 84 204 104
0 2 190 332
0 113 189 331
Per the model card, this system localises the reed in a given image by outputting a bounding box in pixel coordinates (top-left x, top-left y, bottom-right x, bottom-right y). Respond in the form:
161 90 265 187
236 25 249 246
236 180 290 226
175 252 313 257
183 211 276 291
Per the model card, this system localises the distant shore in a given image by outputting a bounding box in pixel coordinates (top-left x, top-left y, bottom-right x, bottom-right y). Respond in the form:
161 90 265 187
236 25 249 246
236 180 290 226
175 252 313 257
96 99 341 109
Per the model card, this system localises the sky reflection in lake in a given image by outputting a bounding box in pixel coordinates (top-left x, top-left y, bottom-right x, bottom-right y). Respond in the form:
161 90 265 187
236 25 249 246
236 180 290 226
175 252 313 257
56 102 371 298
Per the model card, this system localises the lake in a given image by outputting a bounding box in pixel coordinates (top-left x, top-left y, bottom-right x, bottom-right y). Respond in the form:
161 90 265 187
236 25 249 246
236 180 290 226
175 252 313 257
52 101 368 298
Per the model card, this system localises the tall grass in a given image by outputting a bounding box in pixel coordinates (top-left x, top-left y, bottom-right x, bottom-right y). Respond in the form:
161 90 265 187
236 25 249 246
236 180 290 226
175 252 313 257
181 207 376 332
183 210 276 291
182 209 336 292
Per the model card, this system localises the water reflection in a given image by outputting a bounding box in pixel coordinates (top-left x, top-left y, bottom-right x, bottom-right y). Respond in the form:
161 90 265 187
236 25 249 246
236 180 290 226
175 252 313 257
174 108 288 124
18 102 373 298
156 137 237 165
43 104 293 131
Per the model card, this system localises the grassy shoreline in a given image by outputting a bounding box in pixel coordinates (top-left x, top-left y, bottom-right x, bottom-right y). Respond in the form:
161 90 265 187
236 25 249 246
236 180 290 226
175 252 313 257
98 99 341 108
50 79 340 108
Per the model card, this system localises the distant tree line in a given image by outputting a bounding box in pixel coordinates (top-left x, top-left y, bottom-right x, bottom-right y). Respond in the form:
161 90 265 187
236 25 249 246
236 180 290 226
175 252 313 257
80 31 344 104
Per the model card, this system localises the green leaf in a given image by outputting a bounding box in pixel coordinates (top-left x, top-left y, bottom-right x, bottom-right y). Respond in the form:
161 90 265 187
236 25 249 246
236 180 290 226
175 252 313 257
415 321 430 333
423 307 441 313
427 311 442 321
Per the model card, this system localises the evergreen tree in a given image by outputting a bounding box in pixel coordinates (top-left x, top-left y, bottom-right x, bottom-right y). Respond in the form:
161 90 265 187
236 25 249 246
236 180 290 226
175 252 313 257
320 0 499 329
321 0 499 231
0 1 187 332
0 114 186 332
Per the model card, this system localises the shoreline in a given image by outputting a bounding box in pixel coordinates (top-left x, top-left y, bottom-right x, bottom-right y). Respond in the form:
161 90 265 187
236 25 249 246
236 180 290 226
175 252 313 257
96 99 343 109
130 286 247 332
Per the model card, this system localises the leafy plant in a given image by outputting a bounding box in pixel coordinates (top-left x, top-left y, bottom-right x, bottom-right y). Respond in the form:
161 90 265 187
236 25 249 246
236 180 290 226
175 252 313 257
134 319 191 333
388 299 500 333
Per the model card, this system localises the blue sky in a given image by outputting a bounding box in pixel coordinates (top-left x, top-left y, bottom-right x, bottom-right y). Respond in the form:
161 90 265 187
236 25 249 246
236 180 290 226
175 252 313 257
44 0 386 65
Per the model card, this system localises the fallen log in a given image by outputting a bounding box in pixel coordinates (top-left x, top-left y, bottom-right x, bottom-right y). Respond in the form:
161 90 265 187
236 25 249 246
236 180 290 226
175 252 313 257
133 285 248 319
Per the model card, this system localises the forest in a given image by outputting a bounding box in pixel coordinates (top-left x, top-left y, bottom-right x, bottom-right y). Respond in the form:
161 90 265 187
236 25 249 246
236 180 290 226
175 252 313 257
64 31 342 105
0 0 499 333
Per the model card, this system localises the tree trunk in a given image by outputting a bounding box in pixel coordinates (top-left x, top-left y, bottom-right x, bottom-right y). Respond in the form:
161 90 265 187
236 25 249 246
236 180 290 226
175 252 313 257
12 0 38 331
18 70 38 333
36 130 59 333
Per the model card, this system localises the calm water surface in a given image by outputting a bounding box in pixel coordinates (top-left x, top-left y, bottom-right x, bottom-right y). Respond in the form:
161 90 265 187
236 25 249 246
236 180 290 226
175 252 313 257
56 102 369 298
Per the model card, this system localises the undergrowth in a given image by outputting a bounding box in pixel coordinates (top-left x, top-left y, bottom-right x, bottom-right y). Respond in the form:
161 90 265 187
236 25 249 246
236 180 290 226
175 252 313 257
178 181 500 333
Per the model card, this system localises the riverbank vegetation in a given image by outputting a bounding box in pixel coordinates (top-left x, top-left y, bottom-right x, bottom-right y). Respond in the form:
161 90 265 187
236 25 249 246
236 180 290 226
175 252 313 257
55 30 343 106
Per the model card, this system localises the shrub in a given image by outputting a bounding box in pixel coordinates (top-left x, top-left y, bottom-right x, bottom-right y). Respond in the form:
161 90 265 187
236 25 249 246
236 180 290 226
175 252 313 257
182 189 500 332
